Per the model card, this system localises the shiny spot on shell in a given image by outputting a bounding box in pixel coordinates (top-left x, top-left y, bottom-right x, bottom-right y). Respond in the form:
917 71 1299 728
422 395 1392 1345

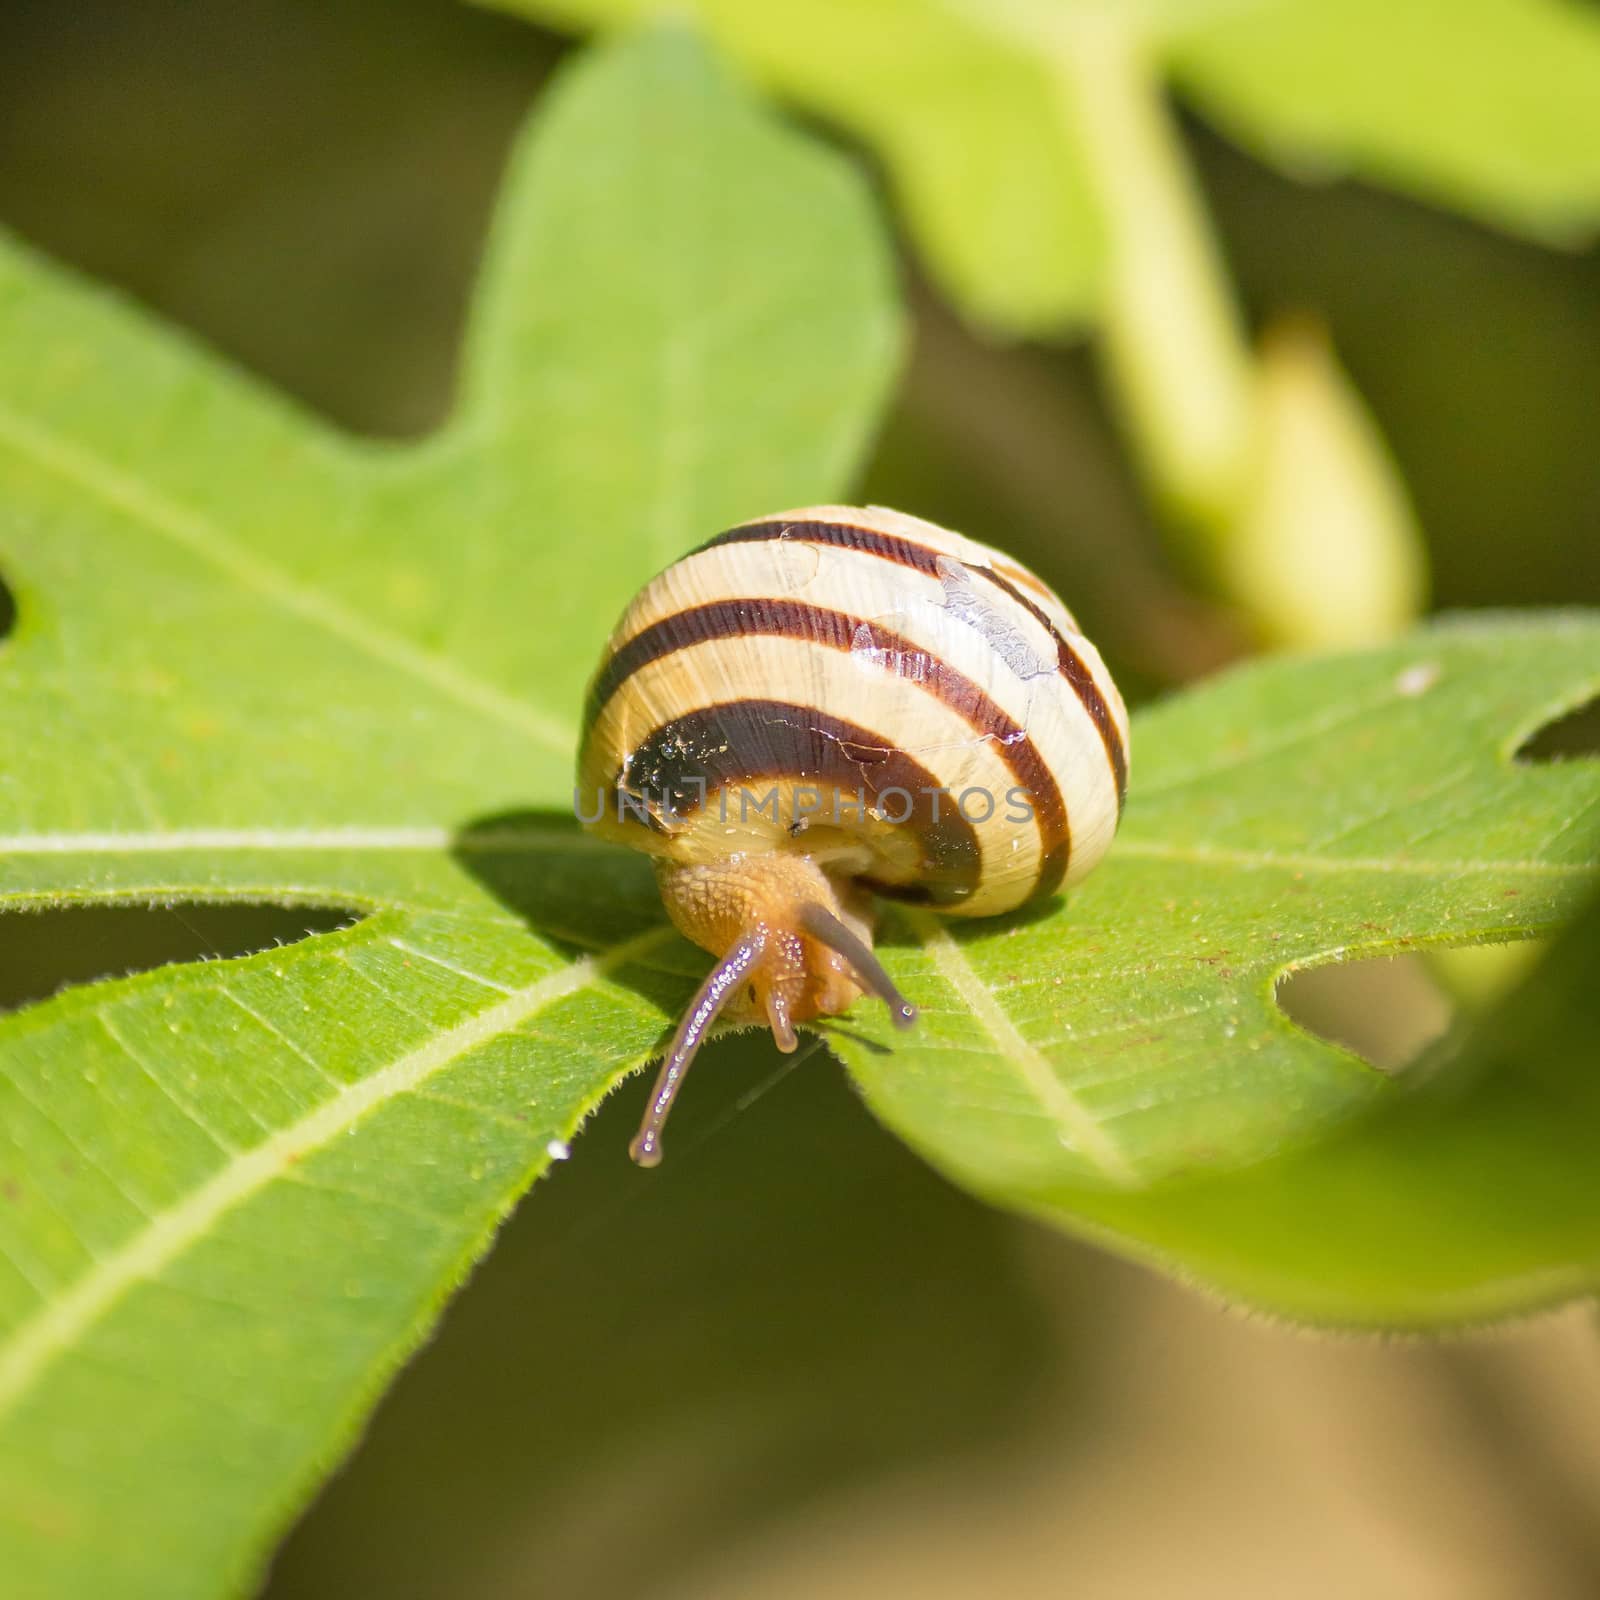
935 555 1051 680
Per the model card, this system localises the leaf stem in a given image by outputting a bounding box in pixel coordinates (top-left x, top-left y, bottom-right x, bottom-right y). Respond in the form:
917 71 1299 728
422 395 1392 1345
1052 12 1256 549
1051 12 1427 651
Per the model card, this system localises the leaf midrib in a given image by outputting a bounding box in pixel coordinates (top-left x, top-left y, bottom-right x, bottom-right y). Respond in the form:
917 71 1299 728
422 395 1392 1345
0 827 1590 880
904 908 1138 1185
0 401 575 753
0 826 613 855
0 925 671 1422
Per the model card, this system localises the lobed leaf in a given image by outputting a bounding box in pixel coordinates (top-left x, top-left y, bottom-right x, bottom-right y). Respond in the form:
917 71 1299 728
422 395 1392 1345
832 616 1600 1324
1059 880 1600 1327
0 28 899 1598
1 17 1598 1600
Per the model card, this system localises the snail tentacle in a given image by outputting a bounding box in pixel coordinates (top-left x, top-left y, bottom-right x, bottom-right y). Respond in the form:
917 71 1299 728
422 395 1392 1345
763 983 799 1054
629 929 767 1168
797 903 917 1030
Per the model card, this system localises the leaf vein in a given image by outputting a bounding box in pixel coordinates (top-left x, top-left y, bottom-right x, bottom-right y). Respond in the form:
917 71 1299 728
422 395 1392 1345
904 910 1137 1185
0 926 671 1419
1112 841 1594 875
0 403 574 754
216 986 344 1090
387 938 517 995
0 1061 160 1226
97 1012 242 1154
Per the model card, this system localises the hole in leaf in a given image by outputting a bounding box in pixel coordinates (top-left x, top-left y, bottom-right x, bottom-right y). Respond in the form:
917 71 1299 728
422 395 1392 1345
0 902 362 1016
0 570 15 642
1276 953 1454 1074
1518 695 1600 763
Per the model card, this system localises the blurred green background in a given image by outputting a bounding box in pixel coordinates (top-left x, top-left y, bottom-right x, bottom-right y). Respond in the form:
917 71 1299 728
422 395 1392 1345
2 1 1597 1594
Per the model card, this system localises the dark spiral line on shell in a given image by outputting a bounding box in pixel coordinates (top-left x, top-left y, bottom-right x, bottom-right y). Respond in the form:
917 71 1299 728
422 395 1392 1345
699 517 1127 809
617 699 986 907
585 596 1072 897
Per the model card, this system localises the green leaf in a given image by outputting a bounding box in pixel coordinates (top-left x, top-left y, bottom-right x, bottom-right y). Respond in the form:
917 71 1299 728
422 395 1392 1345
1060 879 1600 1328
1167 0 1600 250
0 27 899 1598
2 18 1598 1599
490 0 1600 333
828 615 1600 1320
489 0 1105 331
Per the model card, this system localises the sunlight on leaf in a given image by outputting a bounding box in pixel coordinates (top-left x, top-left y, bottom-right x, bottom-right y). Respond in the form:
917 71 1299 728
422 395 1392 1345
0 28 899 1599
1057 881 1600 1327
1 19 1598 1600
828 617 1600 1323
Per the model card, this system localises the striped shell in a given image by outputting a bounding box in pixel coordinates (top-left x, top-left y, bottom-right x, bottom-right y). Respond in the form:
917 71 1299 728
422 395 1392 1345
579 504 1129 1165
578 504 1128 917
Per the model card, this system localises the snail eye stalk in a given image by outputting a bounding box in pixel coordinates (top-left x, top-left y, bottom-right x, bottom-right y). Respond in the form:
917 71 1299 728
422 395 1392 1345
629 931 767 1168
797 903 917 1030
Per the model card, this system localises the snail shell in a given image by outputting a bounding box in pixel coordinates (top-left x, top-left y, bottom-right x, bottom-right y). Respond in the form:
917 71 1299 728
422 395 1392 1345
578 505 1128 1163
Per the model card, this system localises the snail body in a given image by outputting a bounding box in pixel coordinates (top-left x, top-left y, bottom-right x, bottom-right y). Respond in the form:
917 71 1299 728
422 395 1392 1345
578 505 1128 1163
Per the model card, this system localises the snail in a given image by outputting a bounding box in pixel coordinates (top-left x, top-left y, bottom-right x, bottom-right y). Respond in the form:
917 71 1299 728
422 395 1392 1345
577 505 1129 1165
